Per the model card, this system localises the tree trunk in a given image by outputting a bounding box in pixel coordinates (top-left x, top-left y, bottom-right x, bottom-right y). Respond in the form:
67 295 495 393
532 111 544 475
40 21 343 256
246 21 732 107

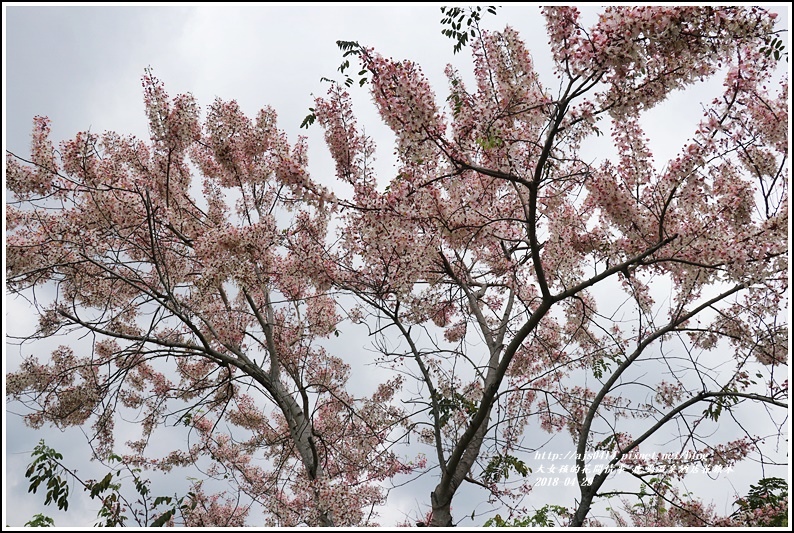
428 402 493 527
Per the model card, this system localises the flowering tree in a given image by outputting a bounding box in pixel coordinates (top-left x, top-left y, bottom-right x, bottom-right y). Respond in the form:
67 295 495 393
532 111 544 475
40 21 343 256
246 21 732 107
6 71 412 527
605 476 788 527
6 6 788 527
311 5 788 527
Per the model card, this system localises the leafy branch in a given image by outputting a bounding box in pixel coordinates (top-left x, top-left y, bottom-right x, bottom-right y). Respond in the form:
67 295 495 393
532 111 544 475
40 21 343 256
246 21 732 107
301 40 366 129
484 504 568 527
25 440 71 512
481 453 531 484
440 6 498 54
23 440 194 527
302 7 499 129
760 34 788 62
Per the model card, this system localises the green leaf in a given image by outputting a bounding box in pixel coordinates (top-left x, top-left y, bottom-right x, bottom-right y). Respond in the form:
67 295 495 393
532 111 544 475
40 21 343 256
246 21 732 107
154 495 173 507
482 454 530 484
89 472 114 499
300 112 316 129
151 509 176 527
440 5 497 53
25 513 55 527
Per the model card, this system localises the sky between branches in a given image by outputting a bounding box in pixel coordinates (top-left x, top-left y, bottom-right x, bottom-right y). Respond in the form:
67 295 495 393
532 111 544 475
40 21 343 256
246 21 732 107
3 3 790 527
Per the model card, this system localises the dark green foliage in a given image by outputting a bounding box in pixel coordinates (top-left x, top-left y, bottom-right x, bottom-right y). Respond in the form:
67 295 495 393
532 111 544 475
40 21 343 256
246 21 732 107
433 390 478 427
761 34 788 62
24 513 55 527
335 40 368 88
482 454 531 484
302 8 498 128
301 40 366 129
22 440 195 527
25 440 70 512
149 493 198 527
484 504 568 527
702 388 740 422
440 6 498 54
733 477 788 526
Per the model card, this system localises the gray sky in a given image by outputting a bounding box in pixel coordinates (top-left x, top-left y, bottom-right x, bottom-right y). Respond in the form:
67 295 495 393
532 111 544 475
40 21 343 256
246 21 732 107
3 3 790 528
2 4 548 526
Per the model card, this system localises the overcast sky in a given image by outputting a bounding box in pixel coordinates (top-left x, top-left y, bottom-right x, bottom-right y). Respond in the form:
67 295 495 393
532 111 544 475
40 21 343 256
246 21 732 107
3 3 790 528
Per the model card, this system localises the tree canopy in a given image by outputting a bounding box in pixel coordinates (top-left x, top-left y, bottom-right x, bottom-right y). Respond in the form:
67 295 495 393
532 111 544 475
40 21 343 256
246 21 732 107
6 6 788 527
